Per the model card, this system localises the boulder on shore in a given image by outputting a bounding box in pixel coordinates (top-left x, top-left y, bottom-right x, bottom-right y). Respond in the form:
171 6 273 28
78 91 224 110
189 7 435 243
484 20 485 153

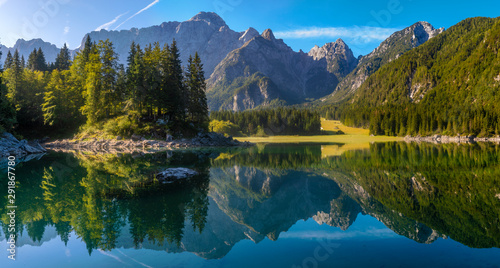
156 168 198 184
0 132 46 158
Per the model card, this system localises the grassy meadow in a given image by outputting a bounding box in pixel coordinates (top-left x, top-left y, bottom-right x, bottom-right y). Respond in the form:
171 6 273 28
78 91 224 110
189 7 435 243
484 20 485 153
236 119 402 157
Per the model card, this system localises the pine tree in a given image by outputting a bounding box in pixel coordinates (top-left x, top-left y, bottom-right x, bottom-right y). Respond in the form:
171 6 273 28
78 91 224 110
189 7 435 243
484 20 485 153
35 48 48 71
126 41 137 72
55 43 71 71
186 52 209 132
82 44 103 125
27 48 48 71
125 44 144 114
164 40 185 134
27 48 37 70
98 40 118 117
4 51 13 69
10 50 23 101
81 36 93 63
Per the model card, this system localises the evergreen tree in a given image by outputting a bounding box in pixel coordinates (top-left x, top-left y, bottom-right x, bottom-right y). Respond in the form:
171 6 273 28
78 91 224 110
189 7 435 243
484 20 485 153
36 47 48 71
98 40 118 117
55 43 72 71
125 44 144 114
27 48 48 71
4 51 13 69
163 40 185 133
82 44 103 125
27 48 38 70
8 50 23 101
21 55 25 69
186 52 209 132
81 35 93 63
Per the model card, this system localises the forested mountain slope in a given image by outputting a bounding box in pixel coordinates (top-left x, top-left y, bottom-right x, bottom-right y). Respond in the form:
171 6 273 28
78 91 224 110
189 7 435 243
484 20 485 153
340 17 500 136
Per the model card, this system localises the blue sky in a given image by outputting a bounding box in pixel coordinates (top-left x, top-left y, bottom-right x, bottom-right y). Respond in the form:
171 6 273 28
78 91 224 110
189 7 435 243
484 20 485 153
0 0 499 56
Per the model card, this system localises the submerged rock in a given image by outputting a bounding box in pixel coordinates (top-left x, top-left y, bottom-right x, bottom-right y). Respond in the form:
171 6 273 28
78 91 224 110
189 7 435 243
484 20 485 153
156 168 199 184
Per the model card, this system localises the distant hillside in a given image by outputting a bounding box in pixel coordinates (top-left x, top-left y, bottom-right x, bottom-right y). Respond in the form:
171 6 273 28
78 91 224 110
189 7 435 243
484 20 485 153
340 17 500 137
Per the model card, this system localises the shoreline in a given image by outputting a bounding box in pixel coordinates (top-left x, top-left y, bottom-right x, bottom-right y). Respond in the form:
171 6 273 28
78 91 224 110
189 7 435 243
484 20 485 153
43 132 253 152
403 135 500 144
1 132 47 158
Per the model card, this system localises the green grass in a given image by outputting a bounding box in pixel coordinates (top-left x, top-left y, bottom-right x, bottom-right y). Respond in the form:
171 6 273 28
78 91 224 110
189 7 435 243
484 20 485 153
235 119 402 145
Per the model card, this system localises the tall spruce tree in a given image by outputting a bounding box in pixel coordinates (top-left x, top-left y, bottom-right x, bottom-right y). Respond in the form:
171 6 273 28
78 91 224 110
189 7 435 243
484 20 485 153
164 40 185 134
35 48 47 71
82 35 93 63
10 50 23 100
98 40 118 117
82 44 102 125
4 51 13 69
186 52 209 132
55 43 71 71
125 43 145 114
27 48 38 70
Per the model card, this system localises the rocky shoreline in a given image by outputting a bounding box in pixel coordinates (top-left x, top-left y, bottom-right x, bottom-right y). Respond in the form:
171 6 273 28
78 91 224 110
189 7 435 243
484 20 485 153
1 132 47 158
43 132 253 152
404 135 500 144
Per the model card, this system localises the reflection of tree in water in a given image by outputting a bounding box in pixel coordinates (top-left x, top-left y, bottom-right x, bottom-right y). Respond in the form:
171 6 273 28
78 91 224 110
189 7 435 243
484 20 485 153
125 176 209 248
0 151 211 255
322 142 500 248
211 143 323 169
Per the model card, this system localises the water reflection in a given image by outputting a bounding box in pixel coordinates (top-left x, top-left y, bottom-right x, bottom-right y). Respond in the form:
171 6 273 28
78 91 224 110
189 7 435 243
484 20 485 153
1 142 499 260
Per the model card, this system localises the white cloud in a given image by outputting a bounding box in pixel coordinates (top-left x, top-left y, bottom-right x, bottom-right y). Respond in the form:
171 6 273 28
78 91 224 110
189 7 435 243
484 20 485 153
95 12 128 31
275 26 400 44
63 26 70 35
114 0 160 30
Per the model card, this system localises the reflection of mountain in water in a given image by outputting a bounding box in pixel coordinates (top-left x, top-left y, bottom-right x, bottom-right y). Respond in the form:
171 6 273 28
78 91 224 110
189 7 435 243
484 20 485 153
1 142 499 259
209 167 341 240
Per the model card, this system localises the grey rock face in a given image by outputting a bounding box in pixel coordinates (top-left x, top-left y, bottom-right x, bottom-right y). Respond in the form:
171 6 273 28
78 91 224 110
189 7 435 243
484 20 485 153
208 30 356 110
308 39 359 78
326 21 444 104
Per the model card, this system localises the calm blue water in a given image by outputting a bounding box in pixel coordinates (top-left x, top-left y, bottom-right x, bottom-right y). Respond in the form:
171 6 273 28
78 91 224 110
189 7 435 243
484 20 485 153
1 143 499 267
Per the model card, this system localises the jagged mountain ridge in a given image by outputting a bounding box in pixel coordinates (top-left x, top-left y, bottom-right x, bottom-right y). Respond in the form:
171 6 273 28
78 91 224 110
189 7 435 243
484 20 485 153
0 38 77 65
84 12 259 78
207 30 358 110
322 21 444 104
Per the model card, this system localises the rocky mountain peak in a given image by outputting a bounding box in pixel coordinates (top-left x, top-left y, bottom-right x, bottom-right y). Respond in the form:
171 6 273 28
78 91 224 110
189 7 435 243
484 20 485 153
411 21 445 46
188 12 227 28
239 27 260 43
261 29 276 41
308 39 358 77
308 38 351 60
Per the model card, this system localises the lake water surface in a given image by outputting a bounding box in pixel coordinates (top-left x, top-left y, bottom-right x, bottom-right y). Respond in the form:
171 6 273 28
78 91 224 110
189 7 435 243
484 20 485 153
1 142 500 267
